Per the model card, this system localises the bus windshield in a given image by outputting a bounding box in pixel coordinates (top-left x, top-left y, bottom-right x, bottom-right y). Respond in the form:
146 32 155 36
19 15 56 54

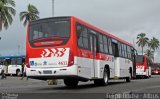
29 20 70 42
136 55 144 64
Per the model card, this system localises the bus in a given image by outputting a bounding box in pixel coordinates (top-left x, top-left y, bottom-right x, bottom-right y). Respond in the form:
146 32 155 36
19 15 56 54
152 63 160 75
26 16 136 87
136 55 152 78
0 55 25 76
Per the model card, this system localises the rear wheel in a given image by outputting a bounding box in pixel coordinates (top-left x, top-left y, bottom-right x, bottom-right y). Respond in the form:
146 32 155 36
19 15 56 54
126 76 131 82
64 78 79 87
16 69 21 76
126 71 131 82
94 68 109 86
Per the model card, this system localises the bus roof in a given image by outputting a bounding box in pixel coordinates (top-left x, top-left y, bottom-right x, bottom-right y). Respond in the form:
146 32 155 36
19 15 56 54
72 16 133 46
0 55 25 59
30 16 133 46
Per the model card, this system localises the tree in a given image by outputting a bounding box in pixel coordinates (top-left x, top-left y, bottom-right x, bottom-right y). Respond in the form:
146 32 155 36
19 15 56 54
136 33 149 55
148 37 159 62
145 49 154 60
148 37 159 52
19 4 39 26
0 0 16 30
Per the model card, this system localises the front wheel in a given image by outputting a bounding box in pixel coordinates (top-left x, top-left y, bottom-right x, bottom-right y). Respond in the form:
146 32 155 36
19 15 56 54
64 79 79 87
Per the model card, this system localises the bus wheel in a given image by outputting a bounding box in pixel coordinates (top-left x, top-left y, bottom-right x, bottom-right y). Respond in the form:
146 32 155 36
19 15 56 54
126 73 131 82
64 78 79 87
126 77 131 82
16 70 21 76
94 68 109 86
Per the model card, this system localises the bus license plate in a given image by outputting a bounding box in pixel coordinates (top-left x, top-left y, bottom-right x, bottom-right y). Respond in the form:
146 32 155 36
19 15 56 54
43 70 52 74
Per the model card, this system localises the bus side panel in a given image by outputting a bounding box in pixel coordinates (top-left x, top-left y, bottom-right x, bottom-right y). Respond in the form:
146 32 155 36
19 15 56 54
98 56 115 78
72 17 91 79
115 58 131 77
8 65 22 74
76 55 115 79
76 56 92 79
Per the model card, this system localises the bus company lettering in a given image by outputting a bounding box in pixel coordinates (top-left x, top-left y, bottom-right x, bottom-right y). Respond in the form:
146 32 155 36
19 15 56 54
106 55 112 61
41 48 66 58
136 65 144 69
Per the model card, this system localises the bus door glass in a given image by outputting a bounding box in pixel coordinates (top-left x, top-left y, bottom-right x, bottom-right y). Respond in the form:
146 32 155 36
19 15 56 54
132 48 137 78
89 33 97 77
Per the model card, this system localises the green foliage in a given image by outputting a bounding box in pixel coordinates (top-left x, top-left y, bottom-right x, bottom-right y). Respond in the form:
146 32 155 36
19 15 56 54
0 0 16 30
136 33 149 55
136 33 160 62
19 4 39 26
148 37 160 52
145 49 154 60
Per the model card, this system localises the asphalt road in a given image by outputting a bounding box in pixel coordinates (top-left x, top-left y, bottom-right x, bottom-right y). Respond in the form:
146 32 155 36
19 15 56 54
0 75 160 99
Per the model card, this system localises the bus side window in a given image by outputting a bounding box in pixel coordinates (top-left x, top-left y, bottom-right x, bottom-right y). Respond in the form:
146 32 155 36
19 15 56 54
118 42 122 57
76 23 89 50
76 24 83 39
108 38 113 55
76 24 84 48
98 34 104 53
103 35 109 54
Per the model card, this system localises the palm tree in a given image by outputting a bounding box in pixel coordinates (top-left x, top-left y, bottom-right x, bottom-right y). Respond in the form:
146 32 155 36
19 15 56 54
148 37 159 62
148 37 160 52
145 49 154 60
0 0 16 30
19 4 39 26
136 33 149 55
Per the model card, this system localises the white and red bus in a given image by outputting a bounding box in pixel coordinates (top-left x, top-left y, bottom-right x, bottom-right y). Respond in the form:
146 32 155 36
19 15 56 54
26 16 136 87
136 55 152 78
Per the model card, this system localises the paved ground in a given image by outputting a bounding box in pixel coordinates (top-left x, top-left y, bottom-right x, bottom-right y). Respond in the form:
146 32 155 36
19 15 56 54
0 75 160 99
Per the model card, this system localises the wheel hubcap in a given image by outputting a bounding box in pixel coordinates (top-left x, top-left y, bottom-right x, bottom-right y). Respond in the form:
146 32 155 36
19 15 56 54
104 72 108 83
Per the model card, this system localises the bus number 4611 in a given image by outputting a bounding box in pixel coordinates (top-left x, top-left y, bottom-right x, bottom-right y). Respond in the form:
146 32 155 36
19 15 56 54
58 61 67 65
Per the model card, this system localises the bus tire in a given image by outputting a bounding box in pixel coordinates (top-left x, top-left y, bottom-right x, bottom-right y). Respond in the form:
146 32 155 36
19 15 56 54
94 68 109 86
64 78 78 87
129 67 132 79
16 69 21 76
126 77 131 82
126 71 131 82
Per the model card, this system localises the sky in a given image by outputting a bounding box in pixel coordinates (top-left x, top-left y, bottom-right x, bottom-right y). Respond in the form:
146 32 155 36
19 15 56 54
0 0 160 62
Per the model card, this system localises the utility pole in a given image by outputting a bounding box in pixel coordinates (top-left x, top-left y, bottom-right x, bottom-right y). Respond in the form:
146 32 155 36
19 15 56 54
52 0 54 17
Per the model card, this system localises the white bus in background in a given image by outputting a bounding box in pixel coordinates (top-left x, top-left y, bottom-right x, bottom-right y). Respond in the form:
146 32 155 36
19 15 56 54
8 57 23 76
0 55 25 76
0 59 3 74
